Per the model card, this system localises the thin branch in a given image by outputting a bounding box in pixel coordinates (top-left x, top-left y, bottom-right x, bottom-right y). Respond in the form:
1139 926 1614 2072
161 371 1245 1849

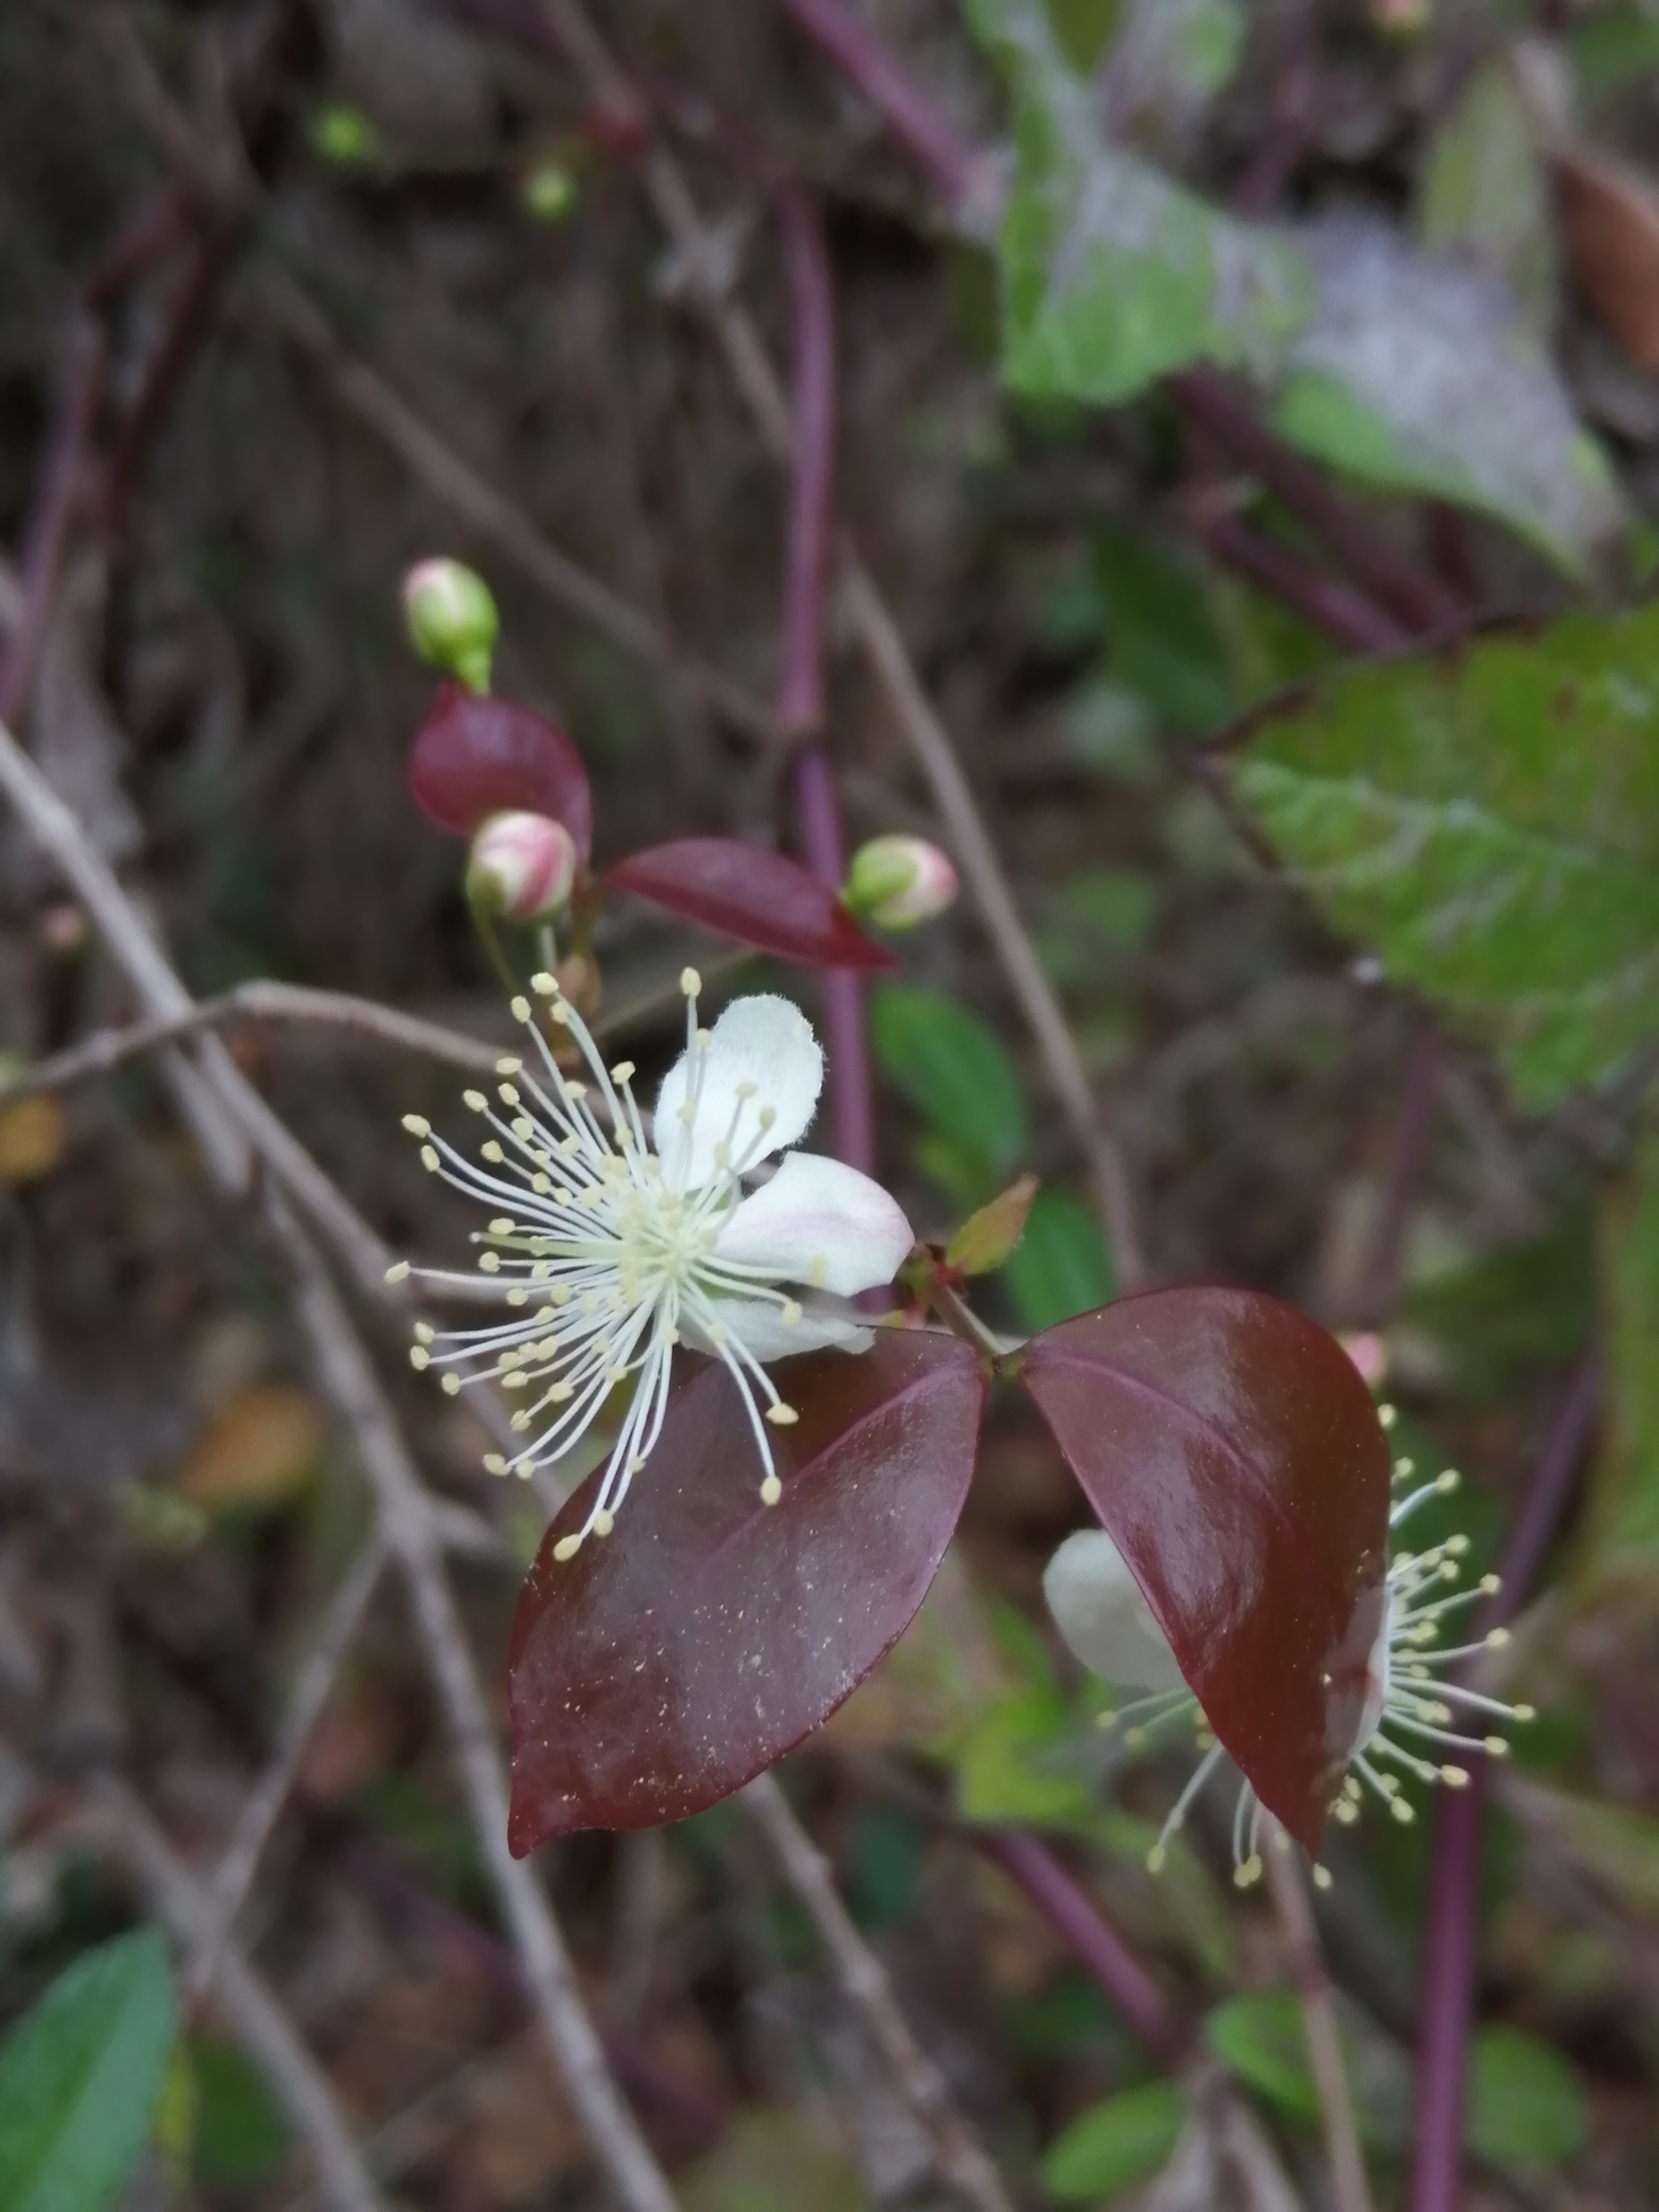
1354 1026 1444 1327
94 1777 387 2212
742 1773 1016 2212
102 219 239 532
976 1828 1184 2067
1410 1355 1600 2212
0 318 104 725
775 185 876 1176
261 1192 682 2212
1179 497 1410 655
186 1531 391 2009
261 276 773 746
1262 1823 1375 2212
1 979 513 1101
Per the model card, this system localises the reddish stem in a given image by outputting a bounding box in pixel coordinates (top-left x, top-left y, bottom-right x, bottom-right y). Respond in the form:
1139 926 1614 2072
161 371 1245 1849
1355 1026 1444 1326
776 0 983 215
0 320 104 727
102 219 238 533
1188 506 1409 655
978 1829 1185 2068
1409 1354 1599 2212
775 185 877 1177
1172 371 1462 638
82 179 196 309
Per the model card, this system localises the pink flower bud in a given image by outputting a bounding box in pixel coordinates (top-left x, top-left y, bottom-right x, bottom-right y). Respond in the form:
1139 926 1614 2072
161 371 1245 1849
401 559 499 693
841 835 959 931
465 810 577 924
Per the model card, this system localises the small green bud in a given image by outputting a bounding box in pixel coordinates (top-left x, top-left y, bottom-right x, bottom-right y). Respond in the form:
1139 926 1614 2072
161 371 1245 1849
401 558 499 693
309 104 381 165
842 834 959 930
522 163 576 223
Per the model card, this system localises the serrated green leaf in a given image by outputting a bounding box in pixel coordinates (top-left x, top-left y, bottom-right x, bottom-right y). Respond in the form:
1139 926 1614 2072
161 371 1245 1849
1004 1187 1116 1330
870 984 1027 1185
1418 61 1555 330
1233 604 1659 1108
1468 2027 1587 2172
0 1928 177 2212
1041 2080 1187 2199
1594 1122 1659 1569
965 0 1310 405
1274 217 1620 576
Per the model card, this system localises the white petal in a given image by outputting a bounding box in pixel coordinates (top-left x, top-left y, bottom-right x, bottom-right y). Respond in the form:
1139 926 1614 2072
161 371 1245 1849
684 1296 872 1362
1043 1530 1186 1692
654 994 823 1192
713 1152 913 1295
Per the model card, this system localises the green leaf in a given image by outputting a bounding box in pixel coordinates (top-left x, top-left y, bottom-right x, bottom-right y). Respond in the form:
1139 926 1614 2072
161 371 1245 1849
870 985 1028 1185
1401 1218 1594 1407
1417 61 1555 330
1040 2081 1188 2200
1205 1991 1320 2123
947 1174 1040 1275
1467 2027 1588 2172
1233 603 1659 1108
1595 1122 1659 1569
956 1683 1095 1826
1273 217 1620 576
1095 520 1233 734
1099 0 1246 139
965 0 1310 405
1003 1187 1116 1330
1570 6 1659 117
190 2041 291 2191
0 1929 178 2212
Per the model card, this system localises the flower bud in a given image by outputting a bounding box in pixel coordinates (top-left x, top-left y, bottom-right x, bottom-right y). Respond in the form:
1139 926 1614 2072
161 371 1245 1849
402 559 499 694
522 163 576 223
841 834 959 931
466 810 577 924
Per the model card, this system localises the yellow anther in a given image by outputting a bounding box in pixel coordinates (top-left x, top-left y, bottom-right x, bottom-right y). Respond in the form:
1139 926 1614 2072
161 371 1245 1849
496 1056 523 1076
1393 1457 1415 1479
553 1533 583 1562
1390 1798 1415 1823
760 1473 783 1506
1378 1403 1397 1428
482 1141 505 1163
1485 1626 1511 1648
1484 1736 1509 1757
1479 1573 1501 1595
1146 1845 1167 1874
464 1090 487 1111
765 1404 799 1427
409 1345 430 1371
483 1453 507 1476
489 1217 515 1236
1235 1856 1262 1888
782 1299 802 1326
510 1411 530 1431
441 1373 460 1396
807 1254 827 1287
385 1259 412 1284
510 995 531 1023
1512 1703 1536 1723
1313 1865 1333 1890
610 1061 635 1085
1441 1765 1470 1787
758 1103 776 1129
532 971 558 995
420 1146 439 1171
507 1287 529 1307
479 1251 501 1273
1437 1468 1461 1492
498 1084 520 1107
401 1114 430 1137
594 1510 616 1537
414 1321 434 1345
681 967 701 996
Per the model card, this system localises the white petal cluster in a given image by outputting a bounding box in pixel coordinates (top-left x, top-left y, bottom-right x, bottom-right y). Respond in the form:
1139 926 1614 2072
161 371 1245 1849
1043 1414 1532 1886
393 970 913 1555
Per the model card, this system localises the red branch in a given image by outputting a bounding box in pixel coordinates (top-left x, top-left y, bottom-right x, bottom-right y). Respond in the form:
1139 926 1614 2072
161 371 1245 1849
1409 1355 1600 2212
777 0 983 215
102 220 239 533
1186 504 1409 655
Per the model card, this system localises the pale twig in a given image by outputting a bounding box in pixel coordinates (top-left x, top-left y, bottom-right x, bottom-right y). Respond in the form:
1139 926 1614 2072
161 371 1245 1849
2 978 512 1100
185 1530 392 2009
741 1772 1016 2212
1262 1822 1375 2212
529 0 1147 1288
262 1191 681 2212
261 275 773 746
93 1777 386 2212
0 713 681 2212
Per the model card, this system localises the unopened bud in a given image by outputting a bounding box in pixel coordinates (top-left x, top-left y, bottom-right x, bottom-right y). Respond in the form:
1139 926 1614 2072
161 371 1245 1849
466 810 578 924
522 163 576 223
401 559 499 694
842 834 958 931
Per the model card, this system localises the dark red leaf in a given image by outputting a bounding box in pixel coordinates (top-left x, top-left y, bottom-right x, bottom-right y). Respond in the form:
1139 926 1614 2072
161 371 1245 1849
1018 1289 1390 1854
608 838 898 970
507 1331 983 1848
409 681 593 858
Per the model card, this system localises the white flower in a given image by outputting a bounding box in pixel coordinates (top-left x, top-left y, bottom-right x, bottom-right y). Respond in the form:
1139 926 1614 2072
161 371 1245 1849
391 969 913 1557
1043 1419 1533 1887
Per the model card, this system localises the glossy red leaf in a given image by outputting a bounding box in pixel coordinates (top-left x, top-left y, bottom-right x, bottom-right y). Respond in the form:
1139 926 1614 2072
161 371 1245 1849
1019 1288 1390 1854
409 681 593 859
607 838 898 970
507 1331 983 1849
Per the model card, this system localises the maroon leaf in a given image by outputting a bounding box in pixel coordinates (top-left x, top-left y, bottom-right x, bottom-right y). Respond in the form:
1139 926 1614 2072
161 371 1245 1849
1019 1289 1390 1854
409 681 593 859
507 1331 983 1848
608 838 898 970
